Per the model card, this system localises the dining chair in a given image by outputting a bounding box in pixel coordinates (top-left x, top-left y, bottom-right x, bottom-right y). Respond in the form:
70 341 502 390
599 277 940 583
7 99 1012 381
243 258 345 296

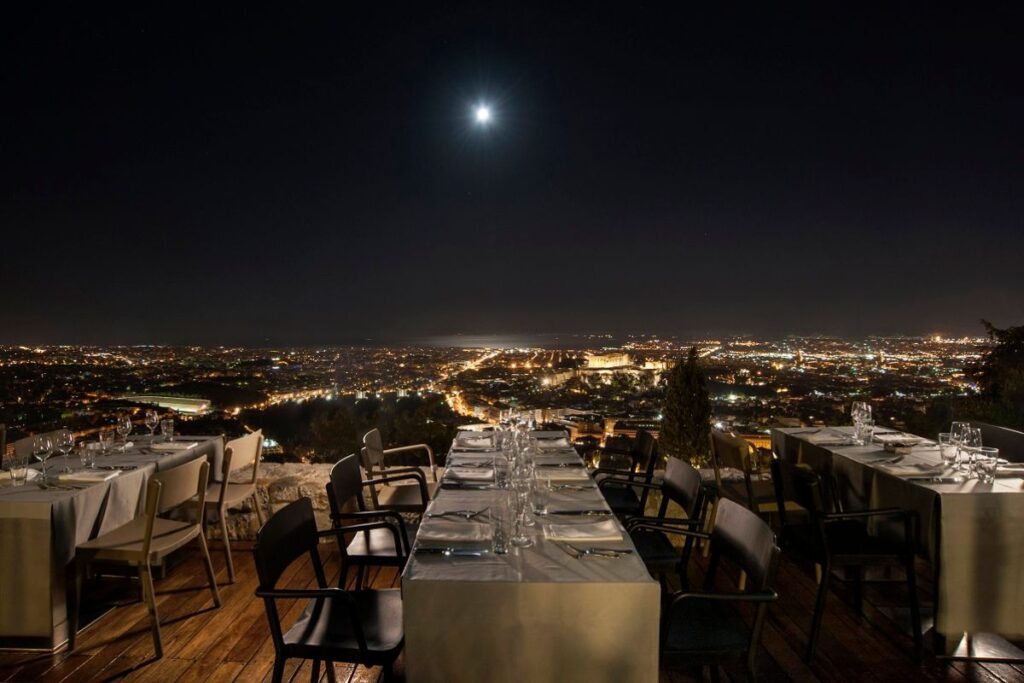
325 453 412 589
967 420 1024 463
254 497 404 683
68 457 221 658
770 459 922 661
594 429 660 517
624 457 707 589
201 430 264 583
360 428 436 514
657 498 781 679
710 430 799 518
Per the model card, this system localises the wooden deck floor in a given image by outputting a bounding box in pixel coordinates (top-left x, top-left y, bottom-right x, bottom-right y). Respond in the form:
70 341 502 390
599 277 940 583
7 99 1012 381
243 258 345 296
1 540 1022 683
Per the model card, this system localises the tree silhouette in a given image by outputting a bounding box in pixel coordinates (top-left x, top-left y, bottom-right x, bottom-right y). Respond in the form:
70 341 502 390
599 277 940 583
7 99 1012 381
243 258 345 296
660 346 712 466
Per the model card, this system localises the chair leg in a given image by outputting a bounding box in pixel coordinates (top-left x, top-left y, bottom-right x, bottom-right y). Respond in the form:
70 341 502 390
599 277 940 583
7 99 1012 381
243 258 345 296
272 656 286 683
906 556 923 660
355 564 366 590
252 492 265 526
139 564 163 658
310 658 321 682
68 558 83 651
852 566 864 616
197 533 222 606
326 660 339 683
219 509 236 583
806 563 831 662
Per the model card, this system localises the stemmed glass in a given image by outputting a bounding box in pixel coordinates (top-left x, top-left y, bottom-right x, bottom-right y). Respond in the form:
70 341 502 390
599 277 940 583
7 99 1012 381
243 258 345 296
144 410 160 441
32 435 54 483
98 428 114 455
56 429 75 474
960 426 982 476
949 421 970 471
116 415 133 452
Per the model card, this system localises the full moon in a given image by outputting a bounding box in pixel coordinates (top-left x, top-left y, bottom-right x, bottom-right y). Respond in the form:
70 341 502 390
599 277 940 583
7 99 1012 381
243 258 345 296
474 105 492 125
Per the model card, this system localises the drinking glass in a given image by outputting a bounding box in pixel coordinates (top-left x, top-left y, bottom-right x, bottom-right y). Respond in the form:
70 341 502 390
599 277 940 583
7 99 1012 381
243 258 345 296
33 435 54 482
98 428 114 455
144 410 160 440
491 492 511 555
56 429 75 474
160 418 175 442
6 449 28 486
975 447 1000 484
78 442 96 469
960 427 983 475
938 433 957 469
509 475 534 548
116 415 133 452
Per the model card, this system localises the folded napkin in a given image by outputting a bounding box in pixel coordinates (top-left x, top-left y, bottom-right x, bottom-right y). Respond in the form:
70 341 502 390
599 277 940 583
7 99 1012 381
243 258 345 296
58 469 120 484
806 431 852 446
874 434 922 447
535 437 570 450
2 468 41 486
877 462 946 477
448 453 499 466
151 442 198 451
454 435 495 450
417 520 492 544
534 453 580 466
445 467 494 482
537 468 590 481
543 519 623 543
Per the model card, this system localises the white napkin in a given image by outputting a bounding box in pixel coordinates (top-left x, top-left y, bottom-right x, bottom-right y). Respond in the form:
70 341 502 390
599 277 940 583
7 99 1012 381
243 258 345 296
455 433 495 449
534 453 579 466
877 462 946 477
151 442 198 451
543 519 623 543
417 520 492 544
445 467 494 482
58 469 120 484
538 468 590 481
806 431 852 446
536 437 570 450
2 468 41 486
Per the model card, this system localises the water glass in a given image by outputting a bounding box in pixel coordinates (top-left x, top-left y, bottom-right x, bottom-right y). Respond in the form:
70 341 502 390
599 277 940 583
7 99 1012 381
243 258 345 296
98 428 114 455
6 449 28 486
78 442 97 468
491 493 511 555
975 447 1000 484
116 414 133 452
959 426 983 473
160 418 175 442
938 433 957 468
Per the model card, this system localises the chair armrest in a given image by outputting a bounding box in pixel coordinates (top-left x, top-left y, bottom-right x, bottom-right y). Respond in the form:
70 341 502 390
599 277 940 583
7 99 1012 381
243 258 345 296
823 507 911 521
319 521 407 557
383 444 437 480
592 446 633 457
256 587 356 601
629 522 710 540
363 470 429 509
590 466 637 479
626 516 702 531
670 590 777 608
599 476 661 491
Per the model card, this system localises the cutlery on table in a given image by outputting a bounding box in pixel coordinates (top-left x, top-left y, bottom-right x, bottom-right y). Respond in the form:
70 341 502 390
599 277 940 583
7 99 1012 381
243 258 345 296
414 547 491 557
548 484 596 491
534 509 609 516
426 508 491 521
554 542 633 559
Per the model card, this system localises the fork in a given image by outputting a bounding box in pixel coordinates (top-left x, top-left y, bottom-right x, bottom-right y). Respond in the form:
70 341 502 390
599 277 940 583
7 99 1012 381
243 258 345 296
556 542 632 559
426 508 491 521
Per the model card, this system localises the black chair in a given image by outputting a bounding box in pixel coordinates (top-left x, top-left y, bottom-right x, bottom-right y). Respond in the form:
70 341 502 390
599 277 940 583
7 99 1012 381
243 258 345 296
967 420 1024 463
624 457 707 589
254 497 404 683
658 498 781 680
771 459 922 662
594 430 660 517
325 453 413 590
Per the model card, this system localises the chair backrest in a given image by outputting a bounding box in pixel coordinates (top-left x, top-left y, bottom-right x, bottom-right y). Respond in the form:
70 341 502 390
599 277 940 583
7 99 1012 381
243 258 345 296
12 429 64 459
968 420 1024 463
223 430 263 481
660 457 704 519
362 428 386 469
150 456 209 515
771 459 831 519
635 430 659 478
710 430 752 473
254 497 320 591
327 453 367 520
708 499 781 592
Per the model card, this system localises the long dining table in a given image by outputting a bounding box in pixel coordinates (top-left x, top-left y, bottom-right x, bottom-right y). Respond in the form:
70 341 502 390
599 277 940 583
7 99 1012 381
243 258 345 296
401 430 660 683
772 425 1024 653
0 435 222 650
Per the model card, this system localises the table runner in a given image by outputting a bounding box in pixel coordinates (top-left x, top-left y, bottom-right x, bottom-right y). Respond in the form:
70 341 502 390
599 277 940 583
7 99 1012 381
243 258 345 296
772 427 1024 638
402 433 659 683
0 436 222 649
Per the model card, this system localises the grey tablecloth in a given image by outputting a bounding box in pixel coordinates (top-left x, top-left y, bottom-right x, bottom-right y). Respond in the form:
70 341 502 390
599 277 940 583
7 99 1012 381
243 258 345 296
0 436 221 649
402 439 659 683
772 427 1024 639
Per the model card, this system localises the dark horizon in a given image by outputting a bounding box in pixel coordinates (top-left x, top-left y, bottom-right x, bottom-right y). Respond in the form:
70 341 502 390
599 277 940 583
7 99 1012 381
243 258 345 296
3 4 1022 345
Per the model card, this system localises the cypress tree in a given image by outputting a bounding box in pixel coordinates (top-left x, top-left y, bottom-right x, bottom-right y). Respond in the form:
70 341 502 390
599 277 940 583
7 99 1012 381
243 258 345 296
661 346 712 466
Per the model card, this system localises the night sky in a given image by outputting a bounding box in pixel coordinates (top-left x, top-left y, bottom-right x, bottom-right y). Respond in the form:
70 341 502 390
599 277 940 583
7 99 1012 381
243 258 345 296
3 4 1022 345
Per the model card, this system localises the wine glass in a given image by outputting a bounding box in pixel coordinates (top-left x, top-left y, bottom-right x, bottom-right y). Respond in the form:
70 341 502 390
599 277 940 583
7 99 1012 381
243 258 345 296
56 429 75 474
98 428 113 455
32 435 53 482
961 426 982 476
144 410 160 440
160 418 175 443
950 421 970 470
116 415 133 452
